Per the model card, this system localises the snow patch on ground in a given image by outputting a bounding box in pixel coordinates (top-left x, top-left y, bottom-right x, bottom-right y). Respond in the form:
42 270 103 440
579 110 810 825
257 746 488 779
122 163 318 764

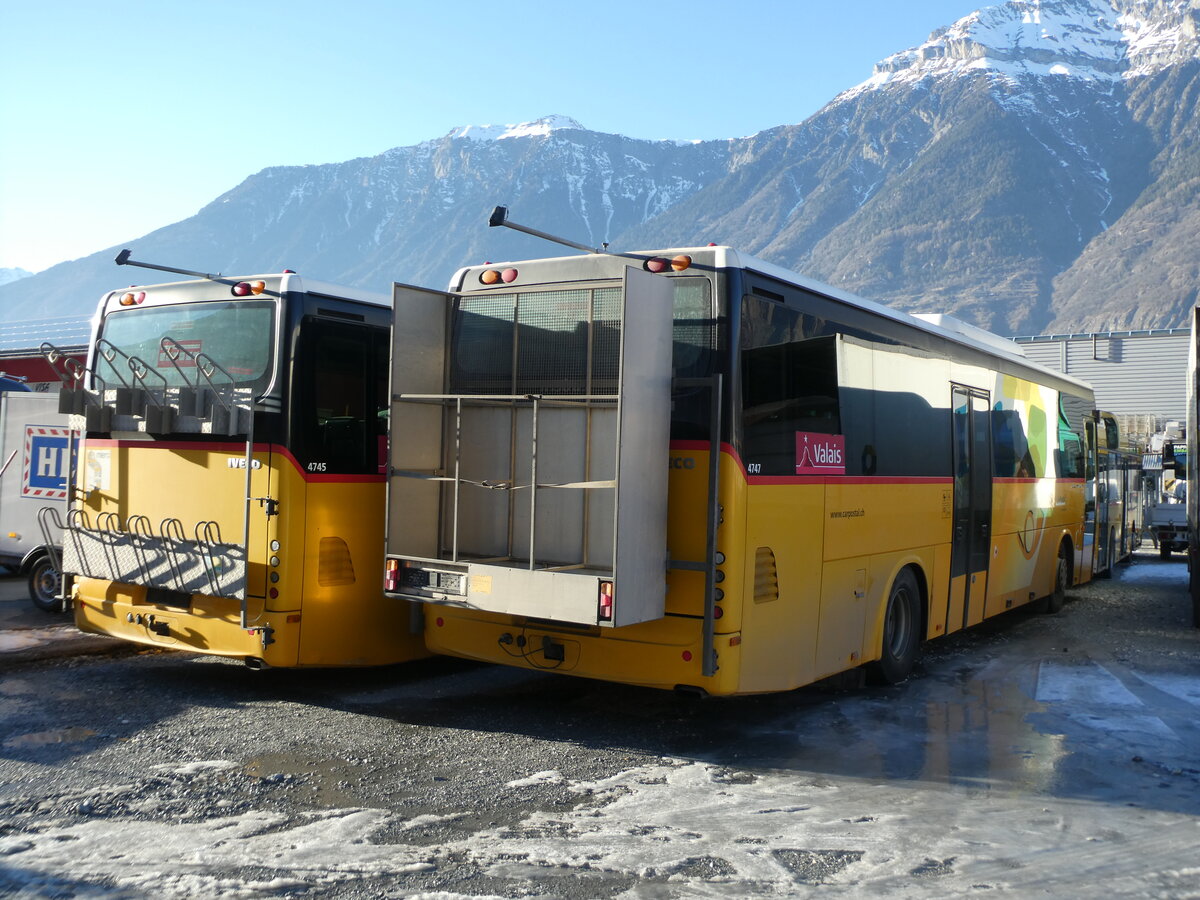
506 770 566 788
4 755 1198 897
0 626 88 652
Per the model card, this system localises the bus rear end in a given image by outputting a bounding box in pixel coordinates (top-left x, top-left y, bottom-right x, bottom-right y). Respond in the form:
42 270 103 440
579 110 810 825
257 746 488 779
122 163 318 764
61 271 425 666
383 252 734 691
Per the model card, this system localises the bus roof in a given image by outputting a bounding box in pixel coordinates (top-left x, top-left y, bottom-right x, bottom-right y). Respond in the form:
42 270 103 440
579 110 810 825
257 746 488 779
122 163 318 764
449 246 1094 395
97 272 389 317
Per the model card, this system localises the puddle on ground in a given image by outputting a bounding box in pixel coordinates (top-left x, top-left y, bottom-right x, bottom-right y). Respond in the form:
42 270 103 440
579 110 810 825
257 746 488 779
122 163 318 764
0 678 86 702
0 678 37 696
5 727 98 749
243 752 361 807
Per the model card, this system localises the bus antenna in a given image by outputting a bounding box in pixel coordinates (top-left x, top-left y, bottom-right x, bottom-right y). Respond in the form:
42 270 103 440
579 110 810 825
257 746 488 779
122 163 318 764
114 249 222 280
488 206 609 254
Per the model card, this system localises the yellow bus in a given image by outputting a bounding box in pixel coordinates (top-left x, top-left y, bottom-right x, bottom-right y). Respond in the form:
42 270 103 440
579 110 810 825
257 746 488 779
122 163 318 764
384 246 1111 695
46 251 425 668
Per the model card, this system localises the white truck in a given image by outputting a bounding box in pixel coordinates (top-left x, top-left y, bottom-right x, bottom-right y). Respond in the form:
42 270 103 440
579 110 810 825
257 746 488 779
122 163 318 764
0 390 71 611
1143 425 1187 558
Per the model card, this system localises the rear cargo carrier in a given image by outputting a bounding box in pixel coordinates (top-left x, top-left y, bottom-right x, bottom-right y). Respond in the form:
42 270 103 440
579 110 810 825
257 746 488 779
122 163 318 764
384 266 673 627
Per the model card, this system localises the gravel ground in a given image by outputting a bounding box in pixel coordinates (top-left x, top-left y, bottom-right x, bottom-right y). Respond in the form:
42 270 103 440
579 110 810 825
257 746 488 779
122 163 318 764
1 551 1198 898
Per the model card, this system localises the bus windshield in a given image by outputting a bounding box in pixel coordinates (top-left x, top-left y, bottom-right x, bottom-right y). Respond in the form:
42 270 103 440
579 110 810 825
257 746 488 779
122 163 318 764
96 300 276 393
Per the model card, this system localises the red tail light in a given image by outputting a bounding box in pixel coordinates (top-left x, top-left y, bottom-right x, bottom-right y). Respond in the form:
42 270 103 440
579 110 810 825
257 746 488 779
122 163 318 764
598 581 614 621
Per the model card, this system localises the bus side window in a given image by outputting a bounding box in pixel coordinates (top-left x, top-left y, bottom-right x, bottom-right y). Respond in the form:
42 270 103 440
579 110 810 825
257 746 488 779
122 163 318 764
1104 417 1120 451
296 320 373 475
739 296 840 476
1058 433 1085 479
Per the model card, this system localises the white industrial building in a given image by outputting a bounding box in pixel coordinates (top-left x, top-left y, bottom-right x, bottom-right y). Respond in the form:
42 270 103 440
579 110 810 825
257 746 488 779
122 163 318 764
1012 329 1191 433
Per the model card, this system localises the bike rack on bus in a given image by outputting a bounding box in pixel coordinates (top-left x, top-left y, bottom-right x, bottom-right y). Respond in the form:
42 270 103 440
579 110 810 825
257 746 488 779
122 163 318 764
126 515 156 585
40 342 113 432
388 266 675 633
158 337 241 433
41 265 264 625
392 391 621 571
127 354 174 433
57 507 247 601
159 518 189 594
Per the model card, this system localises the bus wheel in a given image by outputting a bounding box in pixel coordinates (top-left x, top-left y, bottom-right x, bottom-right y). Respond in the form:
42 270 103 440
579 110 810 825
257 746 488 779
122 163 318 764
28 556 64 614
869 568 921 685
1042 545 1069 615
1099 527 1115 578
1160 544 1172 560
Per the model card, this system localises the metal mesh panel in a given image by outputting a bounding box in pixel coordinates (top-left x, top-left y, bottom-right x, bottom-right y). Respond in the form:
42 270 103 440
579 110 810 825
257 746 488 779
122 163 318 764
516 289 604 395
449 294 516 394
591 287 622 395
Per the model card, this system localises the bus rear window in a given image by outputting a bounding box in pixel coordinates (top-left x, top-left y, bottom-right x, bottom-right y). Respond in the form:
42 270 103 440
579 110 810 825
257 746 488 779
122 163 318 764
96 300 276 393
449 278 716 395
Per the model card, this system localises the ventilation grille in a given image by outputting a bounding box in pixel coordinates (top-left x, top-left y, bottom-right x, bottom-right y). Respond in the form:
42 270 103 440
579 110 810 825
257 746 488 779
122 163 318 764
754 547 779 604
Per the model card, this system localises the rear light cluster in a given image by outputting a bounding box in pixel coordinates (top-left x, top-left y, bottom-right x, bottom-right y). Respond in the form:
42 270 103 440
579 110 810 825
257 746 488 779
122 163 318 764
643 255 691 274
598 581 614 622
232 281 266 297
385 558 400 592
268 540 281 600
713 549 725 620
478 267 519 285
475 253 691 286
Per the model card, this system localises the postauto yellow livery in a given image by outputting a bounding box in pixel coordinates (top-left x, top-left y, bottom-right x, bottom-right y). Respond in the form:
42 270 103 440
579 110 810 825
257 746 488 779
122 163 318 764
46 254 425 667
382 246 1115 695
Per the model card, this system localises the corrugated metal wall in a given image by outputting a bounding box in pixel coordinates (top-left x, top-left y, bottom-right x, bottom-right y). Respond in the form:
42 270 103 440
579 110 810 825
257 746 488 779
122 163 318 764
1013 330 1190 421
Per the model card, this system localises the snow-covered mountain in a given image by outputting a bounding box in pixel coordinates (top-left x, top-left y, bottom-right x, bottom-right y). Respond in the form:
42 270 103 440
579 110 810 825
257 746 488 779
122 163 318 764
622 0 1200 332
3 0 1197 335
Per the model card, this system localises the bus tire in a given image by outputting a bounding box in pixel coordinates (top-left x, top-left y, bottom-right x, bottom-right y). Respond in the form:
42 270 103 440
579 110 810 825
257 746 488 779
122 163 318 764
27 555 64 614
1100 527 1116 578
1160 545 1172 559
869 568 921 685
1042 544 1069 615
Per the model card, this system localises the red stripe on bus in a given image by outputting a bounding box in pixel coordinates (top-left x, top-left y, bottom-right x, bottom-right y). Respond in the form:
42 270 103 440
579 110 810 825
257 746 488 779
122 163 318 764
669 440 1090 485
82 439 386 484
669 439 951 485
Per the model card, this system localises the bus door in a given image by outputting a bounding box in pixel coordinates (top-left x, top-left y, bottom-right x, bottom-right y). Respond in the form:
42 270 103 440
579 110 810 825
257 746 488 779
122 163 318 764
1083 419 1099 577
948 386 992 632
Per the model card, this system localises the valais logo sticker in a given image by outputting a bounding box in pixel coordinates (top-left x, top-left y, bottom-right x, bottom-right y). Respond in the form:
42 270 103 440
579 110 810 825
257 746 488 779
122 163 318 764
795 432 845 476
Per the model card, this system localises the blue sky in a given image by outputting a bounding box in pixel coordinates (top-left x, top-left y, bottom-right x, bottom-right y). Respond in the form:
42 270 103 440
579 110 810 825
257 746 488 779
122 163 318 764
0 0 982 273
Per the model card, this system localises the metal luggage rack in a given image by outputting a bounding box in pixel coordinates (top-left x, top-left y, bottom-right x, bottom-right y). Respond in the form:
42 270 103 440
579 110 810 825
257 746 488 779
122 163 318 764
392 391 620 573
41 339 252 435
39 505 247 600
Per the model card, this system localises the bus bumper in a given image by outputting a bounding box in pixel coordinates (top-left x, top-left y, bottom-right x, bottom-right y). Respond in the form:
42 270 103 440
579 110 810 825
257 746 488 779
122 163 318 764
73 577 300 666
425 606 745 696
